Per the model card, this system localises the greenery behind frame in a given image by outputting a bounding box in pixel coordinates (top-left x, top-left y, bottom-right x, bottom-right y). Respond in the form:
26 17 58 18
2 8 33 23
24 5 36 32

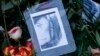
0 0 100 56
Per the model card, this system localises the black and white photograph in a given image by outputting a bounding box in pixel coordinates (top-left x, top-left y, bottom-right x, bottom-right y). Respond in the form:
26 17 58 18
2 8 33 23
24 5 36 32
30 8 68 51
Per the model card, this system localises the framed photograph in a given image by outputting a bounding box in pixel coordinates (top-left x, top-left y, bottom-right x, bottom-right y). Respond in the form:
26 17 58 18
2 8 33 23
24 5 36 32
23 0 76 56
30 7 68 51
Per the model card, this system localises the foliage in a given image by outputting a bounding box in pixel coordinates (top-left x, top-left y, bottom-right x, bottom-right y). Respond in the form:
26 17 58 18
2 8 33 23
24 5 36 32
63 0 100 56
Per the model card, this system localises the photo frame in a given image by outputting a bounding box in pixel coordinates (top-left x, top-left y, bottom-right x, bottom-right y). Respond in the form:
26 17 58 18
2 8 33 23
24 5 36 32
23 0 76 56
30 7 68 51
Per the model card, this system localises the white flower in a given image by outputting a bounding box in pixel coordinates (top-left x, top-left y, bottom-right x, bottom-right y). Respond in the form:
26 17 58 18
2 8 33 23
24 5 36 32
8 26 22 41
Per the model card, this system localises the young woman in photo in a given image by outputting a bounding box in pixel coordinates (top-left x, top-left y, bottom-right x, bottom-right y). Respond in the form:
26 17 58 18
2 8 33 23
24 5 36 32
33 13 62 49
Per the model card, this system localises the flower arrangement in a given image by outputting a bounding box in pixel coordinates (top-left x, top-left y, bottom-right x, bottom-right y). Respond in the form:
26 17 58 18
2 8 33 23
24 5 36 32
2 26 34 56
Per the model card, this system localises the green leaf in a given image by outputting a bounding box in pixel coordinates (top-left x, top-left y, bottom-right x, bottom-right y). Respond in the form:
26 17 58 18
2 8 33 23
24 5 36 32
10 0 18 6
95 31 100 47
1 1 13 11
68 9 75 19
81 25 89 31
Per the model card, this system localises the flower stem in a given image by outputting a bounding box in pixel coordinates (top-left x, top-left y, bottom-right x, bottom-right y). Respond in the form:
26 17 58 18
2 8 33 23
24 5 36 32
2 11 11 45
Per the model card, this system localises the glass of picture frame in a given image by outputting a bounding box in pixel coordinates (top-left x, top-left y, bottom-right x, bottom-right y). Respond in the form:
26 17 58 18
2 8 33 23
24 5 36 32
30 7 68 51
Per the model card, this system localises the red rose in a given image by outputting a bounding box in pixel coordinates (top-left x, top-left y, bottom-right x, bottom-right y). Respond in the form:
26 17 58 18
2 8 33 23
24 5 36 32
25 47 33 56
3 45 16 55
19 47 29 56
19 46 33 56
26 41 32 48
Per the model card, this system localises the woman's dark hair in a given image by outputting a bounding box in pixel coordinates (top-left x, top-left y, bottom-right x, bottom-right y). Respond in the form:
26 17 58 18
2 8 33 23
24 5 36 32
41 13 61 49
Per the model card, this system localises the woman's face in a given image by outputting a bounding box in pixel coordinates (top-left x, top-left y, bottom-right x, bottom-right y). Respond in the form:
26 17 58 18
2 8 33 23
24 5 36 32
34 16 51 46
